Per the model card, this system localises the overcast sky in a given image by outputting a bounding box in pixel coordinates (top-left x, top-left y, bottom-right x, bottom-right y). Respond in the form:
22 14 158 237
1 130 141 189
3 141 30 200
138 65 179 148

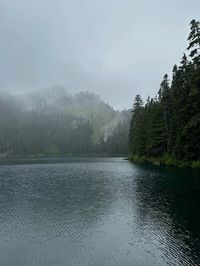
0 0 200 109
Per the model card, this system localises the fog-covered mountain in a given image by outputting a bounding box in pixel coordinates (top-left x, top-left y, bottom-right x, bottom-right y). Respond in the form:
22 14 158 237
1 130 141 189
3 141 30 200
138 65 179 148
15 86 129 141
0 86 131 156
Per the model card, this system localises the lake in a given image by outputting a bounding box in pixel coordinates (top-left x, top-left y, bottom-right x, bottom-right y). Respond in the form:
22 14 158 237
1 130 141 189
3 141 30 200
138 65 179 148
0 157 199 265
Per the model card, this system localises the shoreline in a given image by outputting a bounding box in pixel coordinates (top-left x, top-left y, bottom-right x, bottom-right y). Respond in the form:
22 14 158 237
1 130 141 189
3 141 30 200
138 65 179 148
128 154 200 169
0 154 127 165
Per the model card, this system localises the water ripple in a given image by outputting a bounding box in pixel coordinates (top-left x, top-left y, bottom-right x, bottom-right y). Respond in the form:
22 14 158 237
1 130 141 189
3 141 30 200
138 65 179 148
0 158 199 265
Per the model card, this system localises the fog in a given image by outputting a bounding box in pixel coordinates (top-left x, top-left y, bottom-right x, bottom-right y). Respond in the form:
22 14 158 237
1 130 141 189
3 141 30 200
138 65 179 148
0 0 200 109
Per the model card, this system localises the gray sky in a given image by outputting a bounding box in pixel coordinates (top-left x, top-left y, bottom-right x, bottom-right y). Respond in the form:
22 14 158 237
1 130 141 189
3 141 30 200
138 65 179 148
0 0 200 109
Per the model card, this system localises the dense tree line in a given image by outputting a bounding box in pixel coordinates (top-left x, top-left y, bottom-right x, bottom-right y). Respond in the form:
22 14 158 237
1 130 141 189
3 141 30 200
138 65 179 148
96 110 131 155
129 20 200 165
0 93 130 157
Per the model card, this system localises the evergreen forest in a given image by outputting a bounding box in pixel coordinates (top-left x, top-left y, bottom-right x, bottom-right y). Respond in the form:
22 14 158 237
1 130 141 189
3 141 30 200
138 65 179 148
0 90 130 157
129 19 200 168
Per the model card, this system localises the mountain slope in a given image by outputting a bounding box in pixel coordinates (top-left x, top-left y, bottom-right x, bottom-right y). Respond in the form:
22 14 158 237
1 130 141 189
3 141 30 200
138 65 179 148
0 87 131 156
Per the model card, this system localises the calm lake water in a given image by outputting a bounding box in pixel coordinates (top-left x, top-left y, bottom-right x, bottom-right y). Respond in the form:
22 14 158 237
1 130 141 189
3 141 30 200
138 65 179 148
0 157 199 266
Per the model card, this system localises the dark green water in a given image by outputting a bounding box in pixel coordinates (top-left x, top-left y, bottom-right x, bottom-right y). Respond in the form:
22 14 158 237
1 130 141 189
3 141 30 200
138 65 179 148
0 157 199 266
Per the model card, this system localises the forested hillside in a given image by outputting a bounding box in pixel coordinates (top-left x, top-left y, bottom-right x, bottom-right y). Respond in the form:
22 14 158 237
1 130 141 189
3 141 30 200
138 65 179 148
0 89 130 156
129 20 200 168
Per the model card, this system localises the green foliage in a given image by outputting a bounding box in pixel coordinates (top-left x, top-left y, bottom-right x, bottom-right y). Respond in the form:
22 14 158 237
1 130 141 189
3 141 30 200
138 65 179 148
0 92 131 156
48 144 61 156
96 110 131 155
129 95 146 156
187 19 200 65
191 160 200 169
129 19 200 168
